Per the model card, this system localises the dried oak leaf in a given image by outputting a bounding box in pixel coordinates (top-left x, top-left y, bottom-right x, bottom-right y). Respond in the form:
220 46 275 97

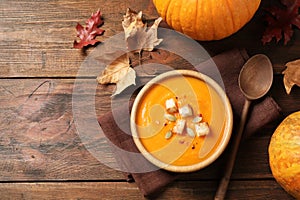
282 59 300 94
97 54 136 96
97 54 131 84
74 10 105 49
262 0 300 45
112 67 136 96
96 8 162 96
122 8 163 53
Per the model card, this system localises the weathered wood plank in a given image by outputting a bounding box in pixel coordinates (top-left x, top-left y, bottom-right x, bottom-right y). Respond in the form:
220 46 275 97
0 0 299 77
0 180 294 200
0 0 156 78
0 78 299 181
0 79 123 180
0 182 142 200
0 0 299 199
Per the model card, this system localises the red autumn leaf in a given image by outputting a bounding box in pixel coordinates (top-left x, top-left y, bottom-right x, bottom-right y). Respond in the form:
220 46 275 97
73 10 105 49
262 0 300 45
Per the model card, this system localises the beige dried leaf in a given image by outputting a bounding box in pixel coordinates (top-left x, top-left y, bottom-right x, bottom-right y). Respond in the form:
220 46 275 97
122 8 163 53
282 59 300 94
112 67 136 96
122 8 144 31
96 8 163 96
97 54 130 84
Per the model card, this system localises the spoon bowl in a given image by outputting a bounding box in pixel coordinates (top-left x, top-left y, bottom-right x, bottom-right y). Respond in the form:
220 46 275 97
215 54 273 200
239 54 273 100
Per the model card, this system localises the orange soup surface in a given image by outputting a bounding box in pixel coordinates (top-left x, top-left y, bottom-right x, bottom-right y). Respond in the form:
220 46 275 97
135 75 226 166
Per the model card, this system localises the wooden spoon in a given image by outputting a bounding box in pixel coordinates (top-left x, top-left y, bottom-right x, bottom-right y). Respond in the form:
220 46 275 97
214 54 273 200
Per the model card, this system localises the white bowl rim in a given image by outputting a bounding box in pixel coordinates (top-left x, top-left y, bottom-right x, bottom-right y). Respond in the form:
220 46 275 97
130 69 233 173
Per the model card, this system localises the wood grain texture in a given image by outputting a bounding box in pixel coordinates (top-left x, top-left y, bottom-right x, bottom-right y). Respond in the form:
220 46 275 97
0 79 121 181
0 181 294 200
0 0 299 77
1 0 300 199
0 0 155 77
0 78 299 181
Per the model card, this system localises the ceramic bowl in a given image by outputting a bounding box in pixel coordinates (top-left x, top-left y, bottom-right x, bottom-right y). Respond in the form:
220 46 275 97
130 70 233 172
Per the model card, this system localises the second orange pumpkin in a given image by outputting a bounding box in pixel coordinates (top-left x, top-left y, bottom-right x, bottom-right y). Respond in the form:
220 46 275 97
153 0 261 41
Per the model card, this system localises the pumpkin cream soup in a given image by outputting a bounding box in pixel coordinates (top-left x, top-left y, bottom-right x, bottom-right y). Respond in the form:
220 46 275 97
133 72 229 167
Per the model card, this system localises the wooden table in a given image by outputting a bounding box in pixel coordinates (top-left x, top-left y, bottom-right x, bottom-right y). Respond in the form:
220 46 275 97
0 0 299 199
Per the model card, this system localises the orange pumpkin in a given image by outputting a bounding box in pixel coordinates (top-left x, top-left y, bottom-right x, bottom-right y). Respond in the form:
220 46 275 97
268 111 300 199
152 0 261 41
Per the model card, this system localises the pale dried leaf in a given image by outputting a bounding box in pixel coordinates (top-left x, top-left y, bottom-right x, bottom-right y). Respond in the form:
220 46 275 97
122 8 163 53
142 17 163 51
97 54 130 84
122 8 144 31
112 67 136 96
282 59 300 94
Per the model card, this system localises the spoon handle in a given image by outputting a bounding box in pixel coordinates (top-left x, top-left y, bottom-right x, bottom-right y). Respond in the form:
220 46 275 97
214 99 251 200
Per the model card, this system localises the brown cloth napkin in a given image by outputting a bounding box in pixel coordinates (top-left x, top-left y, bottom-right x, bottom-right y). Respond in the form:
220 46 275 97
98 48 281 197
